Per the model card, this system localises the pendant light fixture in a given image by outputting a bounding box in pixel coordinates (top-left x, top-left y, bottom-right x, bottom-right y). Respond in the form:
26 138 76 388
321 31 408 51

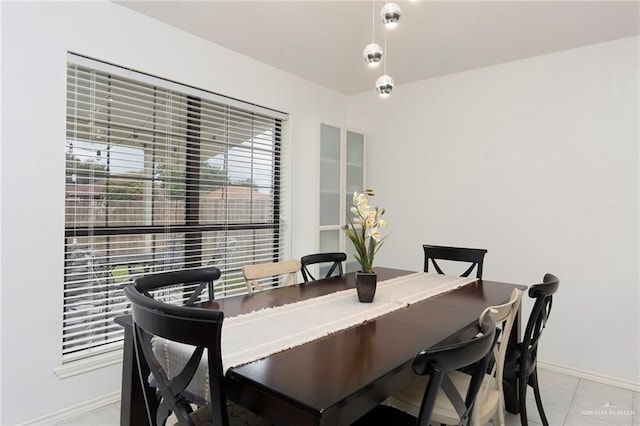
375 75 394 97
380 2 402 28
363 0 383 66
363 43 383 67
375 30 394 97
363 0 403 96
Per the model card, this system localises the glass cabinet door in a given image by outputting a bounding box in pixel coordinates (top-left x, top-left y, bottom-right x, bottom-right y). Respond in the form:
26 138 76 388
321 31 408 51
318 124 365 272
319 124 341 227
345 131 364 224
319 230 341 253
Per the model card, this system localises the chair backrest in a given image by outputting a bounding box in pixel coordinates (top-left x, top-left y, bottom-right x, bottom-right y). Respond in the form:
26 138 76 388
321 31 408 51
522 273 559 367
134 268 221 306
412 315 497 426
474 288 523 421
123 285 228 426
242 259 301 294
300 252 347 282
423 245 488 279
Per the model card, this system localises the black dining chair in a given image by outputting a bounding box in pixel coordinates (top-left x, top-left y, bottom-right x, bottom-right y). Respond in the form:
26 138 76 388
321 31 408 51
134 268 221 305
423 245 488 279
115 268 224 425
387 289 523 425
124 282 275 426
503 273 559 426
352 315 497 426
124 284 228 425
300 252 347 282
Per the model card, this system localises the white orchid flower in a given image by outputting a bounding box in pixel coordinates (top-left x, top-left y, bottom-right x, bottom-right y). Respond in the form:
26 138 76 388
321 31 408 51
344 189 387 273
353 192 366 206
365 216 376 228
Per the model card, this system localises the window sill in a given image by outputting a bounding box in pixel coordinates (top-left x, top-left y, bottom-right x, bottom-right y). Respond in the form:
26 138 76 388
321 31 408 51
54 349 123 379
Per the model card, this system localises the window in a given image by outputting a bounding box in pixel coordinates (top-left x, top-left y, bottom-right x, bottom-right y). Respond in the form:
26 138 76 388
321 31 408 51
64 54 287 362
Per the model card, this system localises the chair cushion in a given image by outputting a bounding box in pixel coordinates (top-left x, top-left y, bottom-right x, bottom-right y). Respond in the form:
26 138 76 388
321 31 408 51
387 375 428 417
174 402 274 426
389 371 499 425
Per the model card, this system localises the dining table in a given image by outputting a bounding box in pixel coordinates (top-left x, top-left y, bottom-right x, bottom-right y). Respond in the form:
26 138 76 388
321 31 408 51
117 267 526 426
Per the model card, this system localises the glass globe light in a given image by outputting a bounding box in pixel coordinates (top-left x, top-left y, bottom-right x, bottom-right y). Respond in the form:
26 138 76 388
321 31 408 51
363 43 383 67
380 2 401 28
375 74 394 97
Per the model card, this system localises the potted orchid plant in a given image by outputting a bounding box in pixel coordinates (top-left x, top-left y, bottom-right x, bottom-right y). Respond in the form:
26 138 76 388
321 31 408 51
344 190 387 302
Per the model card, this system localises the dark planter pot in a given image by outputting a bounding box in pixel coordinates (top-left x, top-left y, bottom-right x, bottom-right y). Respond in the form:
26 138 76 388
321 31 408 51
356 271 377 303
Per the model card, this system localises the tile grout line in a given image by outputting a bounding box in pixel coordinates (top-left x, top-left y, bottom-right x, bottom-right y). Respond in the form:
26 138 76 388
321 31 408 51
561 377 580 425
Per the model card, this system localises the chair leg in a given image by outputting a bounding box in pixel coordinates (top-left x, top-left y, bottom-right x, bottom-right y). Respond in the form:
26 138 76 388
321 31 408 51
530 367 549 426
502 378 519 414
496 394 506 426
518 372 529 426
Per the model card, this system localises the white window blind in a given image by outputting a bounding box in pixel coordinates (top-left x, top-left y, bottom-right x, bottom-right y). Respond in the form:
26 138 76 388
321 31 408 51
64 53 288 362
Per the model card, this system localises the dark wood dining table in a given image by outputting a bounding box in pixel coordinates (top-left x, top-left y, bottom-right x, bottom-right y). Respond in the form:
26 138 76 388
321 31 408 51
117 267 526 426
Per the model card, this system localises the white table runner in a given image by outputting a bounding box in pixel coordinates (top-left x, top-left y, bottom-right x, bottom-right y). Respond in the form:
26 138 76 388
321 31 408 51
153 272 476 403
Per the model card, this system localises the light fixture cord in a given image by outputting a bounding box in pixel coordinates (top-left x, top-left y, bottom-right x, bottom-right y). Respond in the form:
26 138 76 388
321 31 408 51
371 0 375 42
384 30 388 74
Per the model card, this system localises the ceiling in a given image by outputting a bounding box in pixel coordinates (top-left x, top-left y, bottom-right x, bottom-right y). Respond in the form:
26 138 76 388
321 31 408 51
117 1 640 95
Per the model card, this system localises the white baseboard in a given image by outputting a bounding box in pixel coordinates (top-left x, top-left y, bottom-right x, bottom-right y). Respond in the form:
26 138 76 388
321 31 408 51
20 391 120 425
538 360 640 392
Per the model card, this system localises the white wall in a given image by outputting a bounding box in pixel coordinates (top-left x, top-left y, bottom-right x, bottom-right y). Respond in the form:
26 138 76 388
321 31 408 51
347 37 640 386
2 1 638 423
0 2 346 424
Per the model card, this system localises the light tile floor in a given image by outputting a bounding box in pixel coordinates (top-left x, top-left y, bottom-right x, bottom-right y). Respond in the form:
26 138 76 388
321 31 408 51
55 368 638 425
502 368 637 426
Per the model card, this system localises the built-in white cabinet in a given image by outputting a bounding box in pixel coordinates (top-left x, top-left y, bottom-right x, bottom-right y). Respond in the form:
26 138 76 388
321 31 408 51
318 123 365 273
